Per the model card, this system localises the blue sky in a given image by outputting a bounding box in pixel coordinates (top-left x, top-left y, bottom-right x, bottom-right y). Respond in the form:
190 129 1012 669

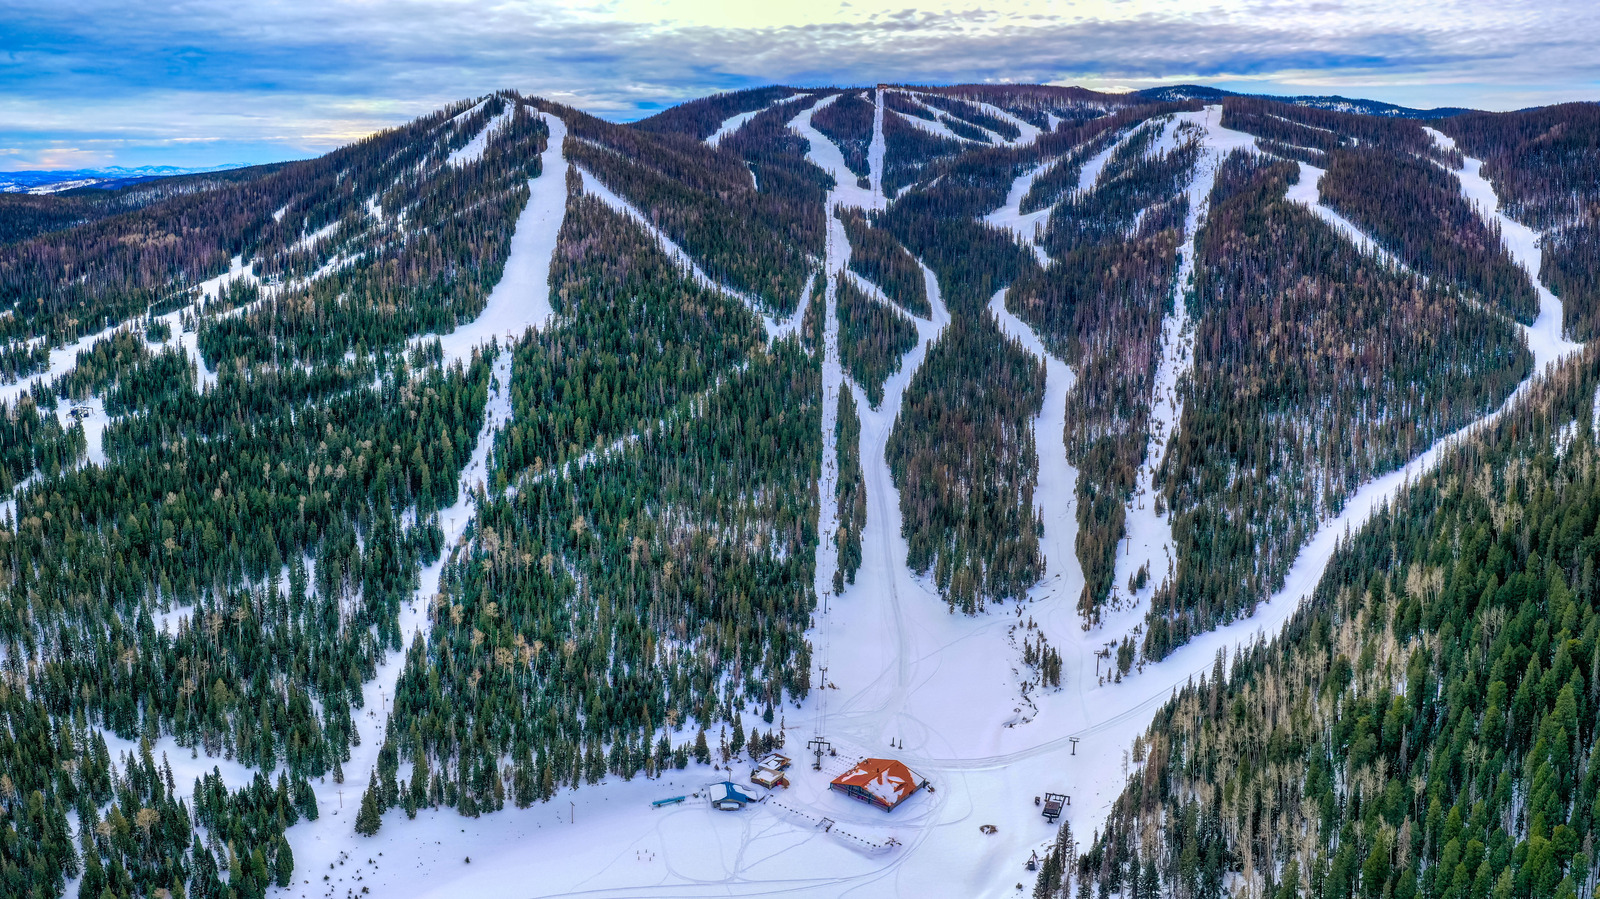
3 0 1597 170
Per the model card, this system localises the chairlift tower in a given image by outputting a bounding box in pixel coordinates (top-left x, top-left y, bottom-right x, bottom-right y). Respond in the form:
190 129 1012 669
807 736 833 772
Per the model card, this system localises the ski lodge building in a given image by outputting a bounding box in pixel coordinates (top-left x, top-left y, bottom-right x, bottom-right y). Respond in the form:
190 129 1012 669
828 758 928 812
707 781 757 811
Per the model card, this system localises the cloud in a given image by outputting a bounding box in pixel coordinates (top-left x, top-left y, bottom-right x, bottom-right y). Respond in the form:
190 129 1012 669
2 0 1597 167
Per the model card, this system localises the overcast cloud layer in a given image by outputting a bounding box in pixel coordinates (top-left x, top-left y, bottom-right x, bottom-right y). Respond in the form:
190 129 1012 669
3 0 1597 169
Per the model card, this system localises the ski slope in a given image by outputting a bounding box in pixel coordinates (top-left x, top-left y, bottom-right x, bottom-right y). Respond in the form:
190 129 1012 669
1284 163 1407 269
448 103 516 168
25 99 1589 899
707 93 816 148
983 160 1058 265
289 102 1596 899
789 94 884 211
987 288 1085 633
1099 107 1255 629
282 347 515 898
1427 127 1581 370
577 166 785 338
429 112 567 367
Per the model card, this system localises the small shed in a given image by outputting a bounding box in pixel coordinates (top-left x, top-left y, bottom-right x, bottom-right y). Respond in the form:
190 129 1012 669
751 766 789 789
707 781 757 811
758 752 792 771
829 758 928 812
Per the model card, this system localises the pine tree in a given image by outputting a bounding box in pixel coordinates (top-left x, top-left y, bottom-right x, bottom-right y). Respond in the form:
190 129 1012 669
354 772 384 836
274 835 294 887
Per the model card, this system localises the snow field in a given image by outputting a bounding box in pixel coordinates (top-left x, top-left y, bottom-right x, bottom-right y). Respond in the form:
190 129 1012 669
985 287 1086 656
983 160 1061 266
34 101 1596 899
705 93 809 147
1283 163 1409 271
811 214 850 602
885 104 981 145
281 347 514 899
869 88 887 203
1097 107 1254 633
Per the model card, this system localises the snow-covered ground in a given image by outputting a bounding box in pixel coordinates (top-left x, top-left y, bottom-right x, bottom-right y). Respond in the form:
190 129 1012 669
288 219 341 254
890 91 1042 149
790 95 885 212
448 102 516 168
1427 127 1580 370
0 319 129 408
281 346 514 897
986 289 1085 629
980 117 1166 268
961 97 1043 147
868 89 886 201
1283 163 1406 269
706 94 808 147
885 105 980 145
428 113 568 368
1098 107 1256 632
982 160 1059 265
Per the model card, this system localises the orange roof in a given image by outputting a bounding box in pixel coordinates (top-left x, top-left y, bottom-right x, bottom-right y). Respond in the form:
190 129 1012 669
830 758 924 806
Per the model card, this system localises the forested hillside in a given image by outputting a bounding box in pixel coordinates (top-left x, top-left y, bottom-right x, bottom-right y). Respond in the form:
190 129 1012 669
1148 150 1529 658
0 82 1594 899
1440 106 1600 340
1049 347 1600 899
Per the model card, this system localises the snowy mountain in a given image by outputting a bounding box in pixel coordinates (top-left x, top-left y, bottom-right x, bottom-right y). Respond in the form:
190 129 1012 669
0 85 1596 899
0 163 254 195
1136 83 1474 118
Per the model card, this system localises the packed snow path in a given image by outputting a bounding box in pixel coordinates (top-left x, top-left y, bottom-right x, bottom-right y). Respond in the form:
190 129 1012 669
282 349 515 898
809 97 899 611
983 161 1057 265
429 112 566 367
986 288 1087 675
980 118 1158 267
890 90 1043 149
868 88 887 200
706 93 810 147
1097 107 1255 635
447 102 515 168
1283 163 1406 269
1426 127 1581 371
789 94 883 212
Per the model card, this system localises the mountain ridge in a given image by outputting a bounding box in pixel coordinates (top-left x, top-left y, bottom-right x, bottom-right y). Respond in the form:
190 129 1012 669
0 83 1594 899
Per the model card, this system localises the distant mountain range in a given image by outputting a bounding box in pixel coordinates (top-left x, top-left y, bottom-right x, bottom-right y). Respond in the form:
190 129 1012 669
1135 83 1475 118
0 163 252 194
